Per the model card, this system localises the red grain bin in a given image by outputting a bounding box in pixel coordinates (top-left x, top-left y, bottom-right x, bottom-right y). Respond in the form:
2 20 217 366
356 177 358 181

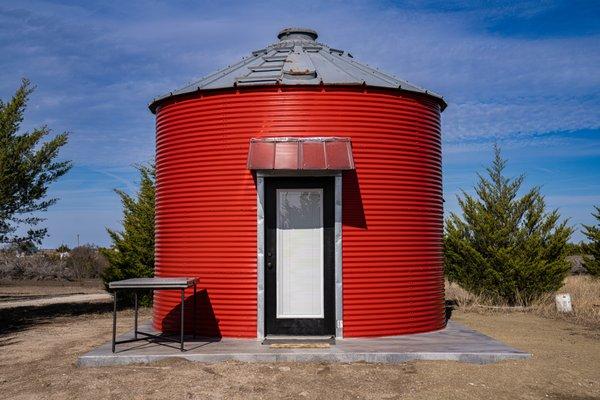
149 28 447 338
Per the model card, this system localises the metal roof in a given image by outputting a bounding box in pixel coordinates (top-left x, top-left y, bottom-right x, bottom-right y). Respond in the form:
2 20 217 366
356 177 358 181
149 28 446 113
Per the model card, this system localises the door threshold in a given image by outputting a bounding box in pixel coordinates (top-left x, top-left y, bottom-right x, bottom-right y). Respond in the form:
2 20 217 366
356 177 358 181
262 335 335 345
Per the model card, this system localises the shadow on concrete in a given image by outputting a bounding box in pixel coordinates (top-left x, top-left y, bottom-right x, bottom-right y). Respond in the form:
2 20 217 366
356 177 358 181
160 289 222 339
113 333 221 354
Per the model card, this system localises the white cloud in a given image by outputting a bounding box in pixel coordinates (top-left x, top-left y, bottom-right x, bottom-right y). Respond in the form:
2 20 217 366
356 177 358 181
2 0 598 166
444 97 600 139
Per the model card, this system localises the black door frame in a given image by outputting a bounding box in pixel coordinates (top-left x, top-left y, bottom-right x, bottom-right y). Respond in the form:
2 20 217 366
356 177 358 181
264 177 336 336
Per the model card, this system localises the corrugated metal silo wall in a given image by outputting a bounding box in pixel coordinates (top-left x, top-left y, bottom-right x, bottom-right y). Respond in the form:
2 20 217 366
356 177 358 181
153 86 444 338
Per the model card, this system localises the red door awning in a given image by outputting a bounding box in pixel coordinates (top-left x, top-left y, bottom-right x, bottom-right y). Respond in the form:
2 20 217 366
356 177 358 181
247 137 355 170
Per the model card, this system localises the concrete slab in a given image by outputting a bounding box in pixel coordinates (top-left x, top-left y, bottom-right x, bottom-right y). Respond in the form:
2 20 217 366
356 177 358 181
78 321 530 367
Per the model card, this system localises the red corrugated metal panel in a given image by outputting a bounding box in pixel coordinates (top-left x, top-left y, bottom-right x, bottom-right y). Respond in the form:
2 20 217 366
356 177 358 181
301 141 326 169
153 86 444 338
247 137 354 170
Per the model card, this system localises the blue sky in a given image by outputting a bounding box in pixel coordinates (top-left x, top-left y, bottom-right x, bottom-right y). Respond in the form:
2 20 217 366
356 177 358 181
0 0 598 247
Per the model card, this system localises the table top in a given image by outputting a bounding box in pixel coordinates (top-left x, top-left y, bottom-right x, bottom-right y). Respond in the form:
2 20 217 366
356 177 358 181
108 277 197 289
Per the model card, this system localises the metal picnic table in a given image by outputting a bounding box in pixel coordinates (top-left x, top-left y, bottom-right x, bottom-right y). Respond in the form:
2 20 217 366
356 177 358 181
108 277 197 352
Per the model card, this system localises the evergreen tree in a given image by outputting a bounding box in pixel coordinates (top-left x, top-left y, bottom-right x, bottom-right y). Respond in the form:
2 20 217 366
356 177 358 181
56 244 70 253
581 206 600 277
444 146 572 305
101 164 155 303
0 79 71 245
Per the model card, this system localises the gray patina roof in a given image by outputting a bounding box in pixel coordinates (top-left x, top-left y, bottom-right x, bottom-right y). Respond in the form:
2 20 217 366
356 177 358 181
149 28 446 113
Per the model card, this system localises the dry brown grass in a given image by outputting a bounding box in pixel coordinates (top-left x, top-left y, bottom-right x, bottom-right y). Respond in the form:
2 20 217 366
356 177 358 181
0 246 107 281
533 275 600 328
445 275 600 329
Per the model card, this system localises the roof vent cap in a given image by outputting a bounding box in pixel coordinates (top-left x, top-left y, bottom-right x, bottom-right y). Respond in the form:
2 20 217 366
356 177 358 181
277 27 318 42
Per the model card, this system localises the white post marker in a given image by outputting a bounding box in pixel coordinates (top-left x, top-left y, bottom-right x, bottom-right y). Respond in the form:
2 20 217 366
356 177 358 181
555 293 573 313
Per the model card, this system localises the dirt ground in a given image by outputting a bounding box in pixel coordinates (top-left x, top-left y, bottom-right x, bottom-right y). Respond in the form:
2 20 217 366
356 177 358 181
0 279 105 300
1 304 599 400
0 279 110 310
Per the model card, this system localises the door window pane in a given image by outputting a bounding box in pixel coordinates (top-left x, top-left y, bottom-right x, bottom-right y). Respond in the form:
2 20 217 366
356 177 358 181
276 189 324 318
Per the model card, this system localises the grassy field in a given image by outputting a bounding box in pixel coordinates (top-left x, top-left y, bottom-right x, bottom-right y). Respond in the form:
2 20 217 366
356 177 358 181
446 275 600 329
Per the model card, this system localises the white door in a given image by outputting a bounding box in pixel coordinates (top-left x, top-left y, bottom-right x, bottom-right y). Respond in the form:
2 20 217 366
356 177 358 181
276 188 324 319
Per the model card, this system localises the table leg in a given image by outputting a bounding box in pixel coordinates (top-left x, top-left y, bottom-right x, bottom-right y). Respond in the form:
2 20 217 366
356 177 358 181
112 291 117 353
193 283 197 339
180 288 185 351
134 291 138 339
